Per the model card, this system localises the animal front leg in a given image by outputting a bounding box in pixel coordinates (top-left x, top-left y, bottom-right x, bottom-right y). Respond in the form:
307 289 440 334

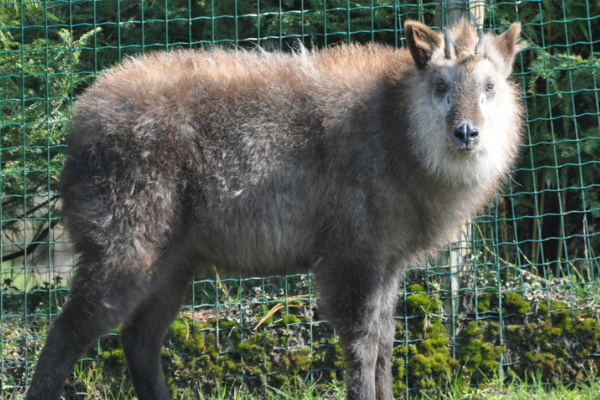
343 332 379 399
375 274 401 400
313 257 397 400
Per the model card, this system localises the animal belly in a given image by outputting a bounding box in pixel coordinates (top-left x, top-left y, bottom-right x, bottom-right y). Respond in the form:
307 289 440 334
193 207 313 277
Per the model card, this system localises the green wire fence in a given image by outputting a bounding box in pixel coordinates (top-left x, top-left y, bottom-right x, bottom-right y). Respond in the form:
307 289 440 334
1 0 599 398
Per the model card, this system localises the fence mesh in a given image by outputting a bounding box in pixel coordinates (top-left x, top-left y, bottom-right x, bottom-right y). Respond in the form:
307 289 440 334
1 0 599 398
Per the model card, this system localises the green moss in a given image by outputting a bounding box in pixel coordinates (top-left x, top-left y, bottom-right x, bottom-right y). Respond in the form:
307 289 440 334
407 293 430 314
549 306 575 334
503 292 531 315
170 320 209 355
550 301 569 311
100 348 125 362
410 283 426 293
287 348 312 374
407 319 456 393
257 313 274 326
280 313 300 325
525 351 564 380
332 340 346 369
217 319 236 329
458 321 503 379
498 299 600 385
171 317 191 342
406 291 442 317
575 317 600 349
393 344 408 358
478 293 494 312
489 321 501 338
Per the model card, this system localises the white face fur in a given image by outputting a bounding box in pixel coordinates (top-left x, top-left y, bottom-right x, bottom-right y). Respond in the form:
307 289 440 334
407 53 521 187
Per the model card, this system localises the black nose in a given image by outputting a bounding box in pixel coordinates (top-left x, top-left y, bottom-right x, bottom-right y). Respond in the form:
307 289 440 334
452 123 480 147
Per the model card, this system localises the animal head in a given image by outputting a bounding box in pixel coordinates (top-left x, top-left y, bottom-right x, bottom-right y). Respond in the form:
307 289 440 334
403 19 523 186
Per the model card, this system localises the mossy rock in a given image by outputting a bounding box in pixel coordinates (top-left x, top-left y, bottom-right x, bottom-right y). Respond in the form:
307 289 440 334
458 321 503 379
406 319 456 393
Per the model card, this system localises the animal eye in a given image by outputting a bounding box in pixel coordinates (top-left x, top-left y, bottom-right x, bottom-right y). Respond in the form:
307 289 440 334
437 82 446 92
486 83 494 91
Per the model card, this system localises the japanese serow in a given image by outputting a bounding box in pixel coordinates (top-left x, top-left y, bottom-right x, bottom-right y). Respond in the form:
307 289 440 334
27 19 523 400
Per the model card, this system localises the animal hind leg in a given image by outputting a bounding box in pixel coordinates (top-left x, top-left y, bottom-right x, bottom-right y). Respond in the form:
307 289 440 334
25 254 156 400
120 258 197 400
27 140 184 399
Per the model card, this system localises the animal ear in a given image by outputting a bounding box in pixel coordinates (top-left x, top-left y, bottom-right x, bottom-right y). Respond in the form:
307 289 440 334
495 22 522 68
405 21 442 69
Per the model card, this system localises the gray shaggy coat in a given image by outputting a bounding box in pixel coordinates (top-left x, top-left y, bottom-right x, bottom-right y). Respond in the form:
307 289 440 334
27 20 523 400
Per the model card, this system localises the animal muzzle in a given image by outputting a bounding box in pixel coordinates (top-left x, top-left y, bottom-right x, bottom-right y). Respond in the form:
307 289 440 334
452 123 480 150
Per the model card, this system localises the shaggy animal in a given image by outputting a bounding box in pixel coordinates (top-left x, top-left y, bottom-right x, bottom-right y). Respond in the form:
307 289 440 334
27 20 522 400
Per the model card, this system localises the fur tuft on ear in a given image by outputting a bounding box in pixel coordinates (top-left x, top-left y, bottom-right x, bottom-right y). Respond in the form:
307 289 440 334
495 22 522 68
405 21 442 69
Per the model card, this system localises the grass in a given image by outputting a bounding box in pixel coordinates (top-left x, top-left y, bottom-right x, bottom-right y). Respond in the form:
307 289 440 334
5 373 600 399
197 375 600 400
430 374 600 400
197 376 600 399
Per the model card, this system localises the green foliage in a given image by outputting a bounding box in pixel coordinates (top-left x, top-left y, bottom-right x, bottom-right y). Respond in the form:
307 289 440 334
1 4 98 261
1 275 67 313
489 0 600 270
